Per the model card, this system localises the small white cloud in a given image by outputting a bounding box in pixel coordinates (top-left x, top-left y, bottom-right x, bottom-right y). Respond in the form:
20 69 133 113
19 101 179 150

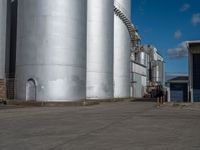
180 4 190 12
192 13 200 26
174 30 182 39
167 41 188 59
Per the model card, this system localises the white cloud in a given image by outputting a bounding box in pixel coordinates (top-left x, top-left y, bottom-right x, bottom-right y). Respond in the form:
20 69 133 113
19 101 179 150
167 42 188 59
180 4 190 12
174 30 182 39
192 13 200 26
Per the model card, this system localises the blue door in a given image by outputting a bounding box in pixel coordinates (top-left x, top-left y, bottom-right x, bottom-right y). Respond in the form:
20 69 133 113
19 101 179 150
170 83 188 102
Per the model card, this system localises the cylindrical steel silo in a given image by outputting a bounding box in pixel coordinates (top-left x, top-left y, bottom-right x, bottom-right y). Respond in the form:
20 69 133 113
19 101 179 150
150 61 155 83
114 0 131 18
16 0 87 102
136 52 149 67
0 0 7 79
157 60 164 84
151 61 160 84
86 0 114 100
114 0 131 98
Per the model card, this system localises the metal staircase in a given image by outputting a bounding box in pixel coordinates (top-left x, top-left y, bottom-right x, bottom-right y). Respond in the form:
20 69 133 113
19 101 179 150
114 4 140 45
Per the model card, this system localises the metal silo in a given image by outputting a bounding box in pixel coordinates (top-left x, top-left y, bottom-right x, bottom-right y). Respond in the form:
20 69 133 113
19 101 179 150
151 60 163 85
16 0 87 102
86 0 114 100
152 63 159 83
0 0 7 79
157 60 165 85
136 52 149 67
114 0 131 98
114 0 131 18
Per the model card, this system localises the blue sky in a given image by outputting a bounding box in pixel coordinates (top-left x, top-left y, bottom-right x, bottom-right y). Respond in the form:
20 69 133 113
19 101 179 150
132 0 200 76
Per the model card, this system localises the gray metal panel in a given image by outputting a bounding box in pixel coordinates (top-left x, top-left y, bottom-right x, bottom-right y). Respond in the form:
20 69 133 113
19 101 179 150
158 60 164 84
132 63 147 76
151 63 158 83
137 52 148 67
170 91 183 102
133 73 142 98
0 0 7 79
16 0 87 101
86 0 114 99
114 0 131 98
151 60 164 84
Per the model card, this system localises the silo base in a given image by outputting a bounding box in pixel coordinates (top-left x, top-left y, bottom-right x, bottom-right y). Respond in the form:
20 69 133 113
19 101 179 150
6 100 100 107
5 98 132 107
0 79 6 99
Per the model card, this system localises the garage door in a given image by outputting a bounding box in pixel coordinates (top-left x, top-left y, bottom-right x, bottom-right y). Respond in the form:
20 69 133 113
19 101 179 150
170 83 188 102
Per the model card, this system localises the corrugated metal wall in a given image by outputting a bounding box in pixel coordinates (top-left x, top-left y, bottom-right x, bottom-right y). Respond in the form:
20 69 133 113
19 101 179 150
0 0 7 79
193 54 200 102
170 83 188 102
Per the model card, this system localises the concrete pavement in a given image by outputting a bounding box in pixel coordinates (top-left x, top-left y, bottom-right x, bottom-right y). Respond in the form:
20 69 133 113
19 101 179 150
0 101 200 150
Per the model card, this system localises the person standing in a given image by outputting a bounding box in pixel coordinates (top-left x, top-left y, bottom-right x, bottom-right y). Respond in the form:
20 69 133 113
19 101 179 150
157 85 164 107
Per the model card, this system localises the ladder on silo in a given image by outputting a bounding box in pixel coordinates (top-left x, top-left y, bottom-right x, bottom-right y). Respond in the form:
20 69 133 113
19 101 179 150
114 4 140 46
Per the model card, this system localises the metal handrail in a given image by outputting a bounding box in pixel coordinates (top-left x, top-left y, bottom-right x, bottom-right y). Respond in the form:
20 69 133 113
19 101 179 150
114 4 141 45
114 1 130 19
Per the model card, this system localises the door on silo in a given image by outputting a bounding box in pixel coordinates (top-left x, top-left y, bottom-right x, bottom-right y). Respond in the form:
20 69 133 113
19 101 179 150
26 79 36 101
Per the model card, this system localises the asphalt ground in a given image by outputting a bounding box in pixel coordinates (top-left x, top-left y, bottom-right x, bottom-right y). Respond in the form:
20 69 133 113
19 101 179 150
0 101 200 150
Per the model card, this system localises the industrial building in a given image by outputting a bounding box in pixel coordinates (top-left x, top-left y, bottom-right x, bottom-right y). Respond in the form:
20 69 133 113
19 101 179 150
187 41 200 102
131 61 147 98
0 0 165 102
167 76 189 102
166 40 200 103
133 45 165 98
